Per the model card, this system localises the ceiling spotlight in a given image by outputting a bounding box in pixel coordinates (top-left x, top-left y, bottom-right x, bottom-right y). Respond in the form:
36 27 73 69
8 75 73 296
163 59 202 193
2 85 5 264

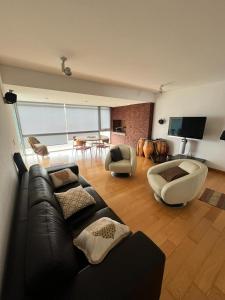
60 56 72 76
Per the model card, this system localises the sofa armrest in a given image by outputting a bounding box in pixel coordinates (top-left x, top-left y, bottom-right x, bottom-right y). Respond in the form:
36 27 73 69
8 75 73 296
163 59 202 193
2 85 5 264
64 232 165 300
46 163 79 175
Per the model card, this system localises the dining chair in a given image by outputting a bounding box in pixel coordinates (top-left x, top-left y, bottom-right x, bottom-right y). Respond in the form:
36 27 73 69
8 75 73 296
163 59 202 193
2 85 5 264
73 137 92 157
95 136 110 154
28 136 49 157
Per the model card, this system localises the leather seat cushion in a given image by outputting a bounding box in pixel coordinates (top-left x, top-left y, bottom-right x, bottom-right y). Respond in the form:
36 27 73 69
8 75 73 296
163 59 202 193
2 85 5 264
109 159 131 173
26 202 79 294
54 175 91 193
148 174 167 196
72 207 123 238
66 187 107 229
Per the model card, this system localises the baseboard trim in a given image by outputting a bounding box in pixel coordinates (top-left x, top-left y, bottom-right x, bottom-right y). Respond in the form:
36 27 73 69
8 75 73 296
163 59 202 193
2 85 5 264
208 167 225 174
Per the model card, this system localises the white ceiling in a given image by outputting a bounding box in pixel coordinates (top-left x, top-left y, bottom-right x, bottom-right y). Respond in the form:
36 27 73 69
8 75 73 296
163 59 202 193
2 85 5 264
1 0 225 90
4 84 149 107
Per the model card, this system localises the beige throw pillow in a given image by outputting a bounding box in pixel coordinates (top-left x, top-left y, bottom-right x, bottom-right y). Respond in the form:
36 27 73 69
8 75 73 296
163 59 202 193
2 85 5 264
73 217 130 264
50 168 78 188
54 186 96 219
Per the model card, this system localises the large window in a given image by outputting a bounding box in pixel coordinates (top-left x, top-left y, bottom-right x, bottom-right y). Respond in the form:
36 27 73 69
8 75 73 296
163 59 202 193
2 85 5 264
16 102 111 151
66 105 99 132
17 103 67 146
100 107 111 130
17 103 66 134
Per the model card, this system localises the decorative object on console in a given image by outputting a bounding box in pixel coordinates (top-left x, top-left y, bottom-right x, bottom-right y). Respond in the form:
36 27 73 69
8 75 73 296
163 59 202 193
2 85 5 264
55 186 96 219
155 140 169 156
49 168 78 188
143 140 155 158
136 138 169 162
220 130 225 141
73 217 130 264
150 139 169 163
136 138 146 156
147 159 208 206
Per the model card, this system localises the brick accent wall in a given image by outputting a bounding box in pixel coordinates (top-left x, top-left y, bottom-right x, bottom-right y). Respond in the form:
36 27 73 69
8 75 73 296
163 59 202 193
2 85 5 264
111 102 154 147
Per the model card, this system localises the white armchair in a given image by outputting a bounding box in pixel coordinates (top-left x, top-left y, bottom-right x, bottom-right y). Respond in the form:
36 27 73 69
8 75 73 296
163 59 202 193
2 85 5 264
105 144 137 176
147 159 208 206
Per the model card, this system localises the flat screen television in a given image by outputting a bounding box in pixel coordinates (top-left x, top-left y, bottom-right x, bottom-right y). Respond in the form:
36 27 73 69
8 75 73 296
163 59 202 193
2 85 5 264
168 117 207 139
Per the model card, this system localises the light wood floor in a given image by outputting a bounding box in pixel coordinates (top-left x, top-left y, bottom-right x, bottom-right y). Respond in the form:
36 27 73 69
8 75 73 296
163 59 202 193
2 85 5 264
26 149 225 300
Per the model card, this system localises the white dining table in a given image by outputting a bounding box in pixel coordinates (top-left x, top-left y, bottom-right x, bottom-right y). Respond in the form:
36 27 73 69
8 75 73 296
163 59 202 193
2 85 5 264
76 135 109 142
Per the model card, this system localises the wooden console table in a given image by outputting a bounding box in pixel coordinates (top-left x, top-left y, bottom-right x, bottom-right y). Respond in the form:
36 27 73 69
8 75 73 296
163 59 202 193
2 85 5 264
167 154 206 163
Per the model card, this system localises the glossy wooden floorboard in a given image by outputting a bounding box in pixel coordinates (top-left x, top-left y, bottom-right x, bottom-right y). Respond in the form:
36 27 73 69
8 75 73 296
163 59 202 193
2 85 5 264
26 149 225 300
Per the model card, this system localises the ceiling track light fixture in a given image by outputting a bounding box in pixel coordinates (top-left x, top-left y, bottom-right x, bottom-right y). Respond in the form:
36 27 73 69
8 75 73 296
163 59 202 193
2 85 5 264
159 81 175 94
60 56 72 76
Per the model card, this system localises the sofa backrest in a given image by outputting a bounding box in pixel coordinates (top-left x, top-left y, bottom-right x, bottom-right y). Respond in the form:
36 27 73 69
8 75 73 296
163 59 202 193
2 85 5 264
179 160 200 174
118 144 130 160
28 164 62 212
29 176 62 211
29 164 52 183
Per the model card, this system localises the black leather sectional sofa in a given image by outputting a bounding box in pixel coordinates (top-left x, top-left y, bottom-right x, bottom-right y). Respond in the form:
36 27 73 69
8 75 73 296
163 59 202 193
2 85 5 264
2 163 165 300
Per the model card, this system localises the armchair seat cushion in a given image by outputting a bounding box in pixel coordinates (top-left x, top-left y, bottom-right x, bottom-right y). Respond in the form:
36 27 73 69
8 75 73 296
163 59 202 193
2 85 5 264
109 159 131 173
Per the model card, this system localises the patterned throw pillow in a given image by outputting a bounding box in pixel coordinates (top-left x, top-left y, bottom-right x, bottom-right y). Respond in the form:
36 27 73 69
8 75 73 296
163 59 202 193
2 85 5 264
54 186 96 219
73 217 130 264
50 168 78 188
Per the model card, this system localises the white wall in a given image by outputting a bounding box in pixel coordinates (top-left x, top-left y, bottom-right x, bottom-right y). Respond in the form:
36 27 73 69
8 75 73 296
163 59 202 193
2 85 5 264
152 80 225 171
0 74 19 291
